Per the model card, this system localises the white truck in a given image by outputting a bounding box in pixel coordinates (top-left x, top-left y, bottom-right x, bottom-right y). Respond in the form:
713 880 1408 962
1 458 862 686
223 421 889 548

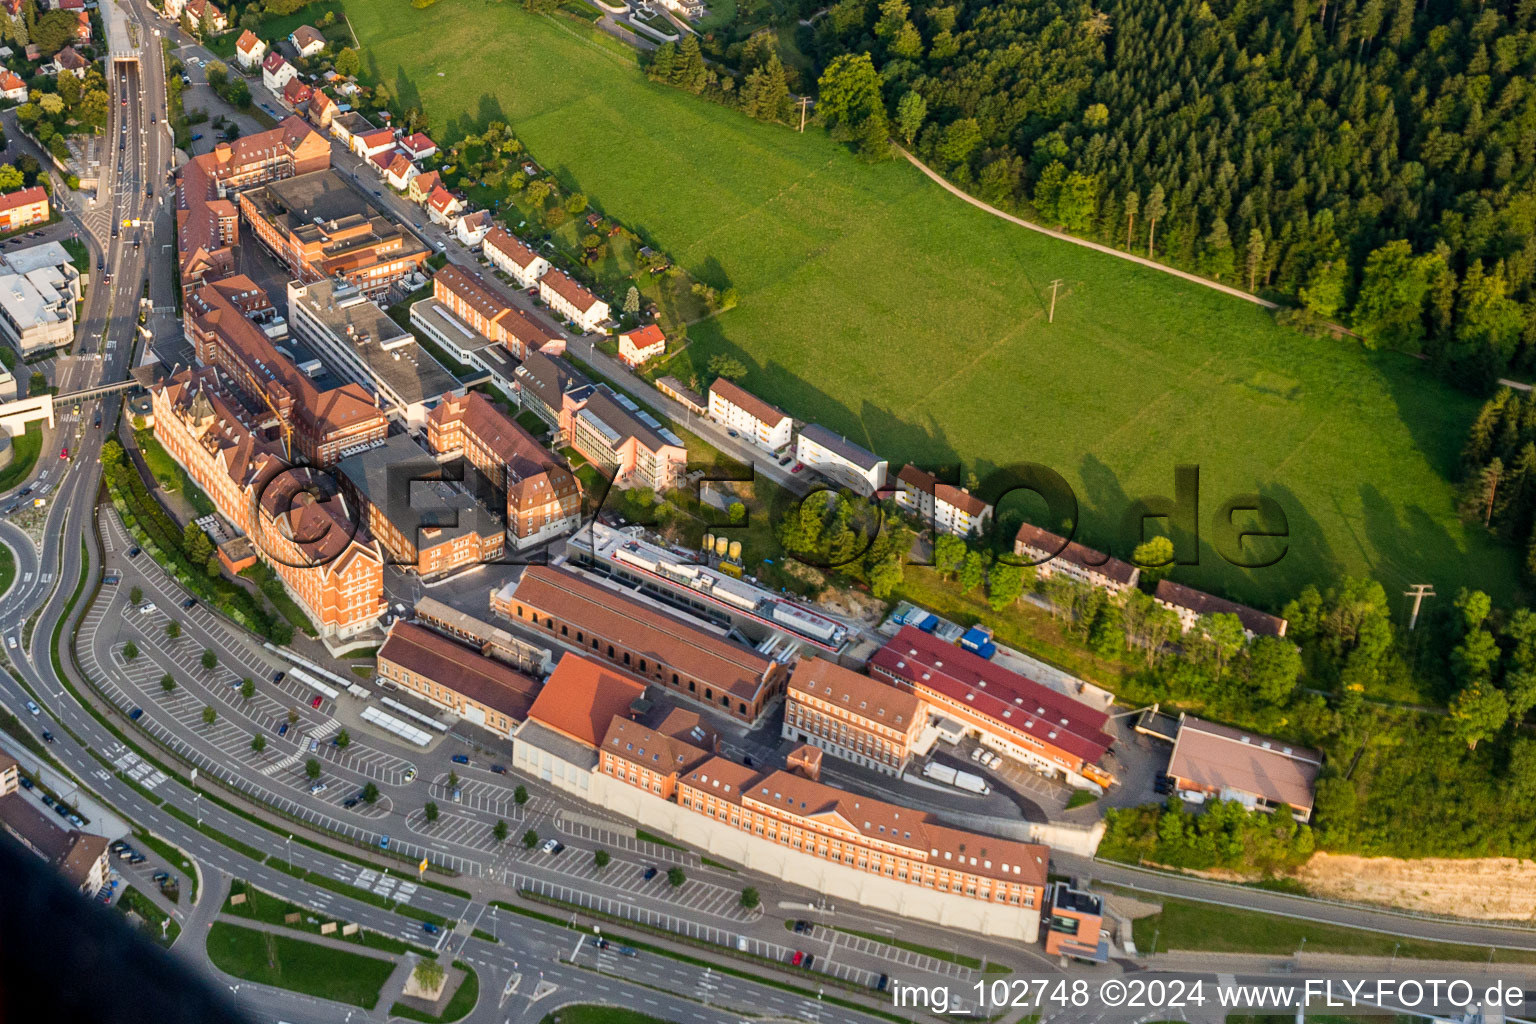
922 761 957 785
954 770 991 796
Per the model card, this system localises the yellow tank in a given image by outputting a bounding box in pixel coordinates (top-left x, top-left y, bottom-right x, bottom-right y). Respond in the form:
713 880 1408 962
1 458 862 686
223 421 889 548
715 536 729 557
728 540 742 562
702 533 715 554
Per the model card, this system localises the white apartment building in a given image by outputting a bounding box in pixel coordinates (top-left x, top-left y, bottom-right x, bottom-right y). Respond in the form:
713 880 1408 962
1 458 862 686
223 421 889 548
795 424 887 495
895 465 993 538
539 268 609 333
707 378 792 452
484 227 550 287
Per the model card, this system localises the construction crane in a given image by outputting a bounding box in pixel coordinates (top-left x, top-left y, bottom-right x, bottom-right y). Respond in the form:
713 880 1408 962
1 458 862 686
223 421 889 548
241 365 294 462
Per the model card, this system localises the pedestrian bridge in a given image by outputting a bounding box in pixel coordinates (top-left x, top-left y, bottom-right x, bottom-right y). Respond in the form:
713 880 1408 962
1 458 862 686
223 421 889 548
0 376 141 436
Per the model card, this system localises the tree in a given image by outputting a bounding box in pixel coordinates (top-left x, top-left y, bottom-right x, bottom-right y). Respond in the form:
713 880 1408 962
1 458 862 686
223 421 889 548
1143 184 1166 257
868 554 904 599
895 90 926 144
522 829 539 849
202 705 216 727
1450 680 1509 749
707 354 748 381
1352 241 1434 351
305 758 321 780
251 734 267 753
240 678 255 700
287 707 298 726
1508 738 1536 801
1132 536 1176 586
594 848 610 869
514 785 528 805
33 11 74 56
448 770 460 790
424 801 439 823
958 550 987 593
201 649 217 672
671 35 707 94
160 674 176 693
1246 636 1302 706
739 886 760 909
1245 229 1266 291
493 819 509 843
667 866 686 887
335 729 351 749
129 586 143 605
362 782 379 804
412 959 445 993
123 641 139 661
165 620 181 641
1122 189 1139 249
932 534 966 578
334 47 360 77
623 286 640 317
986 562 1025 610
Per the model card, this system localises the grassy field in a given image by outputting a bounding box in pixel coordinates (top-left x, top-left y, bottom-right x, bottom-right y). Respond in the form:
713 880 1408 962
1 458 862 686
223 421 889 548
205 921 396 1008
0 423 41 494
343 0 1519 608
1128 893 1536 963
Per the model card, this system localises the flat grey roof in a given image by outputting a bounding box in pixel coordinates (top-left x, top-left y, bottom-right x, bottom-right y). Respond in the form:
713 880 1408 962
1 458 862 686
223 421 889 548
799 423 883 471
513 718 599 771
336 434 503 545
290 279 458 407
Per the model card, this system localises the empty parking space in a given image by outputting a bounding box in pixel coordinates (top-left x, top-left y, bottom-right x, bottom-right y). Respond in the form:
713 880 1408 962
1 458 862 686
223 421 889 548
553 812 693 866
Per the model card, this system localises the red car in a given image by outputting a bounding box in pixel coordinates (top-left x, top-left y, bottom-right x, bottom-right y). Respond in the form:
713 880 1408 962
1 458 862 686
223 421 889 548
60 447 68 460
310 695 323 709
527 287 538 296
790 951 804 966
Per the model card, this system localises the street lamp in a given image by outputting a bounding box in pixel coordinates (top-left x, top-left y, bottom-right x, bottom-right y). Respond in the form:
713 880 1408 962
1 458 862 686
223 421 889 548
286 834 292 871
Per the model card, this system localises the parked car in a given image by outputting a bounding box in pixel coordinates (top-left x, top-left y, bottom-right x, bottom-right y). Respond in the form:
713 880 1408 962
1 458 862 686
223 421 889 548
128 854 146 865
41 795 54 808
127 546 140 558
421 921 440 935
877 974 890 992
272 671 285 683
182 597 197 609
402 767 417 783
310 695 323 709
642 866 658 881
793 920 809 933
152 871 169 883
277 723 288 737
138 602 156 614
343 797 360 809
802 954 815 970
67 814 83 828
7 637 16 649
308 781 327 795
17 777 31 790
309 739 319 752
489 764 507 775
129 708 143 721
538 838 564 854
791 951 804 966
110 841 128 854
451 754 469 765
379 835 390 850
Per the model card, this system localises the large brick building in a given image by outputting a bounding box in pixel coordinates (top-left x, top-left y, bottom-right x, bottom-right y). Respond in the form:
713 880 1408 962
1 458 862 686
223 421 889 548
376 621 539 739
150 367 386 640
431 264 563 360
238 169 429 298
494 565 786 724
175 116 329 297
782 657 925 776
869 626 1116 790
426 391 580 550
186 276 387 465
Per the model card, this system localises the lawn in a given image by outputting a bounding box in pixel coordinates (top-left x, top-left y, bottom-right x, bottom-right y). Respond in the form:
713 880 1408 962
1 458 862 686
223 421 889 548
1128 893 1536 964
343 0 1519 609
205 921 396 1009
0 422 41 494
0 545 13 597
389 961 479 1023
135 429 217 517
116 886 181 948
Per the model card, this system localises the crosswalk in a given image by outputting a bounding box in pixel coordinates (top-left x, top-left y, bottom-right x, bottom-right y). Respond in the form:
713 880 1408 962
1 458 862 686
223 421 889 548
260 752 301 776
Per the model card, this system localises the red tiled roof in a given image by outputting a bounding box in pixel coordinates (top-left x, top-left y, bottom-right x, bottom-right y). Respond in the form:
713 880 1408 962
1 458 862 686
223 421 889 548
401 132 435 153
0 186 47 213
427 186 459 213
540 268 602 314
483 227 542 270
1153 580 1287 637
788 657 922 731
525 653 645 748
236 29 260 53
0 71 23 91
1013 522 1138 586
870 626 1114 767
620 324 665 350
601 716 710 776
262 51 286 73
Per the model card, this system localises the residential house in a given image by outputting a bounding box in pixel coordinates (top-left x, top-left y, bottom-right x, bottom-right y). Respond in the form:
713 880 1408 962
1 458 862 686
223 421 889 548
539 268 609 333
407 170 440 206
794 424 887 495
0 70 26 102
0 186 49 233
306 89 337 131
455 209 492 248
288 24 325 58
707 378 791 452
617 324 665 368
1153 579 1288 640
328 110 373 151
280 77 312 114
427 186 464 227
894 465 993 538
383 152 418 192
353 127 396 161
185 0 227 32
234 29 265 69
483 226 549 287
73 10 89 42
1013 522 1140 597
52 45 88 78
398 132 437 161
261 51 296 93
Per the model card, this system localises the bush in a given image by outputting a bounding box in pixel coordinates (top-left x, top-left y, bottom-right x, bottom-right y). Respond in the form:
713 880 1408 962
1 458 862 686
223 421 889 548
522 829 538 849
667 866 686 887
739 886 759 909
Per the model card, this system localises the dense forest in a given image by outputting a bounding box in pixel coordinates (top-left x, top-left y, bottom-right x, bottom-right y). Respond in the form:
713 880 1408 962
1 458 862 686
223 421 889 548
1462 386 1536 577
796 0 1536 389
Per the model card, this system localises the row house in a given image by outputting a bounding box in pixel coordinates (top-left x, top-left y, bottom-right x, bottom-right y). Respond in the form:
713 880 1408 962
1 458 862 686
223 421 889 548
538 268 609 333
1153 579 1288 640
1012 522 1139 598
328 110 375 152
431 264 562 360
894 465 993 538
483 226 549 288
426 390 581 550
494 565 787 724
384 152 418 192
407 170 442 206
707 378 791 452
427 186 465 227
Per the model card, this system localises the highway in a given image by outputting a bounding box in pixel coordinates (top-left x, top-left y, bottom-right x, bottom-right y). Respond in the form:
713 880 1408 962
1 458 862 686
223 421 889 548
0 3 1532 1023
